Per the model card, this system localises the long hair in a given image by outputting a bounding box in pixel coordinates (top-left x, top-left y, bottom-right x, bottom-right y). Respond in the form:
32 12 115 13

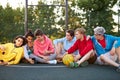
13 35 27 46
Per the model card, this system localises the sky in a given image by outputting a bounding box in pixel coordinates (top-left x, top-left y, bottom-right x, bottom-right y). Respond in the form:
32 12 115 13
0 0 39 8
0 0 119 24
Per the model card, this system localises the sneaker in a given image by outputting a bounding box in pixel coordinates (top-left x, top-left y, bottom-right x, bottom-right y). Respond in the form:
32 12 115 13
116 65 120 72
69 62 75 68
48 60 57 64
69 62 79 68
80 61 88 67
74 62 79 68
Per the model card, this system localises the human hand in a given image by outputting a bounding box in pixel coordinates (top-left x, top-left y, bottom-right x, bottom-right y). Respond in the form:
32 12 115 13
63 52 68 57
3 62 10 66
110 48 115 56
43 56 49 61
74 54 80 62
86 35 91 40
44 50 50 55
0 45 5 51
28 59 34 64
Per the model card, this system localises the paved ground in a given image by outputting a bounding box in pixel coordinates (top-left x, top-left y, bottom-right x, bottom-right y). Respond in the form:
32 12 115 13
0 63 120 80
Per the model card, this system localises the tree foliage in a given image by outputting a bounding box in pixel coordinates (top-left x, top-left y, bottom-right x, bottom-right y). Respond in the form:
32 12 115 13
0 4 24 43
27 1 60 38
77 0 118 35
57 0 118 36
0 0 118 43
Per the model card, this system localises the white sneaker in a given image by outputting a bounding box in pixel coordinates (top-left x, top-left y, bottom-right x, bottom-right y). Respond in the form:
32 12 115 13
48 60 57 64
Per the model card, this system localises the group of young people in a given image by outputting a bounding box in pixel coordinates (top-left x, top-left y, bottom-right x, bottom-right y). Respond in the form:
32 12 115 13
0 26 120 72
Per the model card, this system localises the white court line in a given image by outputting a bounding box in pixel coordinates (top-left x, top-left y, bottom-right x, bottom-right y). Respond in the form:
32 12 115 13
9 65 66 68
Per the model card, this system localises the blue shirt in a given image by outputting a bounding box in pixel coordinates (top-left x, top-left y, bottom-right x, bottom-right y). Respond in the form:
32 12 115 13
92 34 120 57
53 37 78 55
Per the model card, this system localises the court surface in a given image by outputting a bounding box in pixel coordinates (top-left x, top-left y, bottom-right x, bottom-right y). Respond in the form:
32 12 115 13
0 63 120 80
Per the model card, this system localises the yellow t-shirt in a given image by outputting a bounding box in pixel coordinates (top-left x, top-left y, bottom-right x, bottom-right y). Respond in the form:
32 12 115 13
0 43 24 64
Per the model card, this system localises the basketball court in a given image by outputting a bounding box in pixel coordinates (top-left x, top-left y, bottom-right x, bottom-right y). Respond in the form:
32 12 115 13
0 63 120 80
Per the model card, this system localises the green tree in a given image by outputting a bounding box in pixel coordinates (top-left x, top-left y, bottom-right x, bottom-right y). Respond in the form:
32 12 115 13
0 5 5 42
0 4 16 42
57 0 83 32
27 0 59 38
57 0 118 35
0 3 24 43
77 0 118 35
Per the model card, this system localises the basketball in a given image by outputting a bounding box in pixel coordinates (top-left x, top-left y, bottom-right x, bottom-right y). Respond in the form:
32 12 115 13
62 54 74 66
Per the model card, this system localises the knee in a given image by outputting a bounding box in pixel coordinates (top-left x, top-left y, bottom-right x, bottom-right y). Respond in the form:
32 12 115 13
100 54 105 61
89 49 94 56
88 49 94 55
90 49 94 52
115 47 120 53
57 43 63 48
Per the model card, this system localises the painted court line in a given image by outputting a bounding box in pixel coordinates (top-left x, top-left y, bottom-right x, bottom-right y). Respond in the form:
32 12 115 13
9 65 66 68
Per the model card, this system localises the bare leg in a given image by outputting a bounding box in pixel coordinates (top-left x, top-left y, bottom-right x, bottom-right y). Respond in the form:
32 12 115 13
55 43 62 54
115 47 120 63
55 43 64 60
100 54 119 67
77 50 94 66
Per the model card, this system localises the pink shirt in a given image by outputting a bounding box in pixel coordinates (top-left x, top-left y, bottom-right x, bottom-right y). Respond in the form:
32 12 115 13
33 35 54 56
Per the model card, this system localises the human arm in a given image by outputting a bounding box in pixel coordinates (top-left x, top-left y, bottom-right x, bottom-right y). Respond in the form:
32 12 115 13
44 50 54 55
106 35 120 48
110 40 118 56
23 45 30 59
27 58 34 64
0 45 6 51
53 37 65 45
67 40 78 54
8 47 24 65
23 45 34 64
74 54 81 62
86 35 91 40
44 39 55 55
33 42 49 59
109 47 115 56
33 40 43 57
104 35 120 55
80 39 93 57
